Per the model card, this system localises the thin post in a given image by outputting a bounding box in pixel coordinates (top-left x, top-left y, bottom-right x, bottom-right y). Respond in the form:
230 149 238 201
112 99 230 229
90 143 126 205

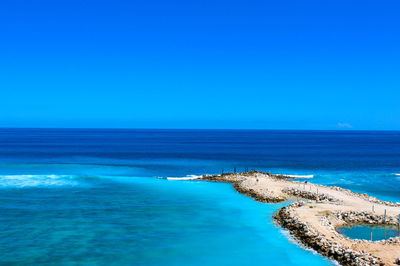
398 214 400 236
384 209 386 221
370 231 373 241
372 205 374 213
234 167 236 173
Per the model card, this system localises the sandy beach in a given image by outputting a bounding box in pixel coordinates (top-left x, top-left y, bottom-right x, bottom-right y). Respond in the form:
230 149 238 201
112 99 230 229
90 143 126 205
201 171 400 266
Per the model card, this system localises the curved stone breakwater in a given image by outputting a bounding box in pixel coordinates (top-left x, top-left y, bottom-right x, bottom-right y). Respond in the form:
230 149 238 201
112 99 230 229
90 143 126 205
282 187 339 203
201 171 400 265
334 211 399 225
203 171 288 203
274 202 384 265
330 187 400 208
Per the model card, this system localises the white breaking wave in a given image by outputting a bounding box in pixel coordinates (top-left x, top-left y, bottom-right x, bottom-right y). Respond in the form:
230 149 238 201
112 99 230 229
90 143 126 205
394 173 400 176
166 175 203 181
0 174 79 188
284 174 314 179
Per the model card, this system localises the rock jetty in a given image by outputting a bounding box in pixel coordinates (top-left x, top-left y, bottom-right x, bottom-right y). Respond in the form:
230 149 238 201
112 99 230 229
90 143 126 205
200 171 400 265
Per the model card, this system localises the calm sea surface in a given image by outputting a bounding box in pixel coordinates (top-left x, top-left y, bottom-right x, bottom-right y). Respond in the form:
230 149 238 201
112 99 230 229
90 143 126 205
0 129 399 265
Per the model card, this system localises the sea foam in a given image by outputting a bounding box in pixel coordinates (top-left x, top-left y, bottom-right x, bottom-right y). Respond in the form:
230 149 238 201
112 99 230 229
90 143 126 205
284 174 314 179
166 175 202 181
0 174 79 188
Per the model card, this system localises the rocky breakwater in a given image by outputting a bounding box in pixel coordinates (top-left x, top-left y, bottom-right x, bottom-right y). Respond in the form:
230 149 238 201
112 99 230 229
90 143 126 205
202 171 288 203
274 202 384 266
200 171 400 265
334 211 399 225
282 187 340 203
331 187 400 208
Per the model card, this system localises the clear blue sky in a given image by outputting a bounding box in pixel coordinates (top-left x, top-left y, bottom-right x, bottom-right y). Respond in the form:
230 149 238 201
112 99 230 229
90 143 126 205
1 0 399 130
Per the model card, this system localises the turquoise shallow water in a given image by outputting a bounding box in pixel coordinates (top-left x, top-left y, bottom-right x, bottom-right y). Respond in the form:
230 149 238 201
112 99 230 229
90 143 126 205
0 175 332 265
337 224 399 241
0 129 399 265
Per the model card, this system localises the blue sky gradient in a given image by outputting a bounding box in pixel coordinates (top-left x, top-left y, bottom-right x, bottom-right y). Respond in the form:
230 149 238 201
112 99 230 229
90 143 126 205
1 0 399 129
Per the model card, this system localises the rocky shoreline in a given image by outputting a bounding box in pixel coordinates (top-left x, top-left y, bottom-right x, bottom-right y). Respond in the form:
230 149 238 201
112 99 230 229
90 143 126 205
203 171 289 203
274 202 385 266
200 171 400 265
282 187 339 203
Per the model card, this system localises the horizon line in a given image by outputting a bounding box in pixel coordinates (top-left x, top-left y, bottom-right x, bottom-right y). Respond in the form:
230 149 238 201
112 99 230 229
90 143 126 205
0 127 399 132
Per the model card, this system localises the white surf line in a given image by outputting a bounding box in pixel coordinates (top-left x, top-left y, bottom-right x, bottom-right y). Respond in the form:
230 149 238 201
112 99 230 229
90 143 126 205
167 175 203 181
284 174 314 179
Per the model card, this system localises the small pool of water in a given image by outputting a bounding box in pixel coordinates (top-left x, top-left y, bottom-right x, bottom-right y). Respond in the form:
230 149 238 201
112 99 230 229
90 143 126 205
337 224 399 241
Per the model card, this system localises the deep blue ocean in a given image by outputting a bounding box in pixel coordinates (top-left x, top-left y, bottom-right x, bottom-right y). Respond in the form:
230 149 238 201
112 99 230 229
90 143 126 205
0 129 399 265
